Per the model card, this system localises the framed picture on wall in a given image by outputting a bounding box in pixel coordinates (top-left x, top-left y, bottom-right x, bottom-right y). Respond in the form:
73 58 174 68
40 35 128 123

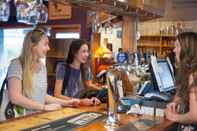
116 30 122 38
49 1 72 20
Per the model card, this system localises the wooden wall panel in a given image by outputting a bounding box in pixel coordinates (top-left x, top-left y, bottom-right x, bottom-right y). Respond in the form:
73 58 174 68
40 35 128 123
91 33 101 80
122 16 137 53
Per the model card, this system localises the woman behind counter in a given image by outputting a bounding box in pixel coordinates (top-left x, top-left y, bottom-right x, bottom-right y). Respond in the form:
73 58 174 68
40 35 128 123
165 32 197 130
7 27 79 117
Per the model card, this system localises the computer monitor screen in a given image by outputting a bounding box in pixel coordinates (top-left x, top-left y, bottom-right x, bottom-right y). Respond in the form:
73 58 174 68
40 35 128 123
166 57 175 81
150 56 175 92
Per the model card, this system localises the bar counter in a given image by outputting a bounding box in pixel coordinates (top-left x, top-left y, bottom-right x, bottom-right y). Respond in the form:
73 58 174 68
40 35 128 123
0 104 173 131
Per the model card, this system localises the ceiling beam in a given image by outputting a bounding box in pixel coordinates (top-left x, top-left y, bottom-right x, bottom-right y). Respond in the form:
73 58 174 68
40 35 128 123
64 0 165 21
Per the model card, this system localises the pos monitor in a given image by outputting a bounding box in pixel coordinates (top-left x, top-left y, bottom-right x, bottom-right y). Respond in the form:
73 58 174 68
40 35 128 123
150 56 175 92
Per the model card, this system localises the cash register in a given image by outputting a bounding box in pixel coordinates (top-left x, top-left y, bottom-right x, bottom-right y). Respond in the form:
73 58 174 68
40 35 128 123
137 56 175 100
118 56 176 113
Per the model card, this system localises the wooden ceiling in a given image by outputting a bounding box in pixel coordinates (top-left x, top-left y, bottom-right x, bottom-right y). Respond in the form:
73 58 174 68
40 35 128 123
163 0 197 21
52 0 165 21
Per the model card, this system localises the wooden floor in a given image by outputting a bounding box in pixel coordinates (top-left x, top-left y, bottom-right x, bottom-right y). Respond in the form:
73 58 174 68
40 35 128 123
0 104 173 131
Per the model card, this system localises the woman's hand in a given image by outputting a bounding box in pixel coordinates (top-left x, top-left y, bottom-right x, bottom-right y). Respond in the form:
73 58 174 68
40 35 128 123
165 102 180 122
43 103 62 111
166 102 180 113
80 98 93 106
80 97 101 106
90 97 101 105
165 107 180 122
61 99 80 107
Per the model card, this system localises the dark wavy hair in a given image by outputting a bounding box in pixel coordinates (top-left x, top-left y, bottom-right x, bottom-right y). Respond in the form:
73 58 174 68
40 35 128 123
66 39 88 64
66 39 89 85
176 32 197 105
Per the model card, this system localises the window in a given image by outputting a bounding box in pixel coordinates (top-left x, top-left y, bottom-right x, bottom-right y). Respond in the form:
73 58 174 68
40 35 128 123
0 28 31 87
4 29 29 61
55 32 80 39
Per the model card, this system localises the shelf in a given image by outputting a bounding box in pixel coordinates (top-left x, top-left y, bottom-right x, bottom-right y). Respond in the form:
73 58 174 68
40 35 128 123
140 35 175 38
47 55 65 59
162 45 174 48
161 35 176 38
48 73 56 77
138 34 175 58
46 38 72 94
138 44 174 48
138 44 160 48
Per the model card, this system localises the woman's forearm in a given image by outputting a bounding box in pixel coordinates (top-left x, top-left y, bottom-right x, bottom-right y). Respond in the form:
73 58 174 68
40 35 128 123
45 94 71 104
177 113 197 124
11 95 44 111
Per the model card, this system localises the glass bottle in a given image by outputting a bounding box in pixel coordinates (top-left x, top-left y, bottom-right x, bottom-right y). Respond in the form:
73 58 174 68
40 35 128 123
0 0 10 22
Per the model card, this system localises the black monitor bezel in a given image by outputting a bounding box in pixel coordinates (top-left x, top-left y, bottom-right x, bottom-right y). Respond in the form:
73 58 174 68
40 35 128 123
150 56 175 92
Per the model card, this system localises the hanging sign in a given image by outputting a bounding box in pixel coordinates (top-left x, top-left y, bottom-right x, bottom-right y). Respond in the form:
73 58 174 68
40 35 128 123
49 1 72 20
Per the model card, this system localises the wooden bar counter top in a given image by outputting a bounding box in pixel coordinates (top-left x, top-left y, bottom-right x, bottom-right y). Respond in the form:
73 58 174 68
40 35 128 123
0 104 173 131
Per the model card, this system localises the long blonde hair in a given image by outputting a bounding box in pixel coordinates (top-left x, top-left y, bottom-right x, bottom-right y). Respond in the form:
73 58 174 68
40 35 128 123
19 27 46 96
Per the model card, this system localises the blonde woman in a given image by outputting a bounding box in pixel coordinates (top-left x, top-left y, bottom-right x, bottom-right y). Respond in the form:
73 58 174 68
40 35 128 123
7 27 79 116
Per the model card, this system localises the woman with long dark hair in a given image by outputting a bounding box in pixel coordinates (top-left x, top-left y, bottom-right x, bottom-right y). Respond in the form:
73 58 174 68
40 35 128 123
165 32 197 130
54 39 100 106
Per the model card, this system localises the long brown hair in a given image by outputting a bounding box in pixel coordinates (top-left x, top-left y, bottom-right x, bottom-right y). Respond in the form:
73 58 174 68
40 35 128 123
176 32 197 104
66 39 89 86
19 27 46 96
